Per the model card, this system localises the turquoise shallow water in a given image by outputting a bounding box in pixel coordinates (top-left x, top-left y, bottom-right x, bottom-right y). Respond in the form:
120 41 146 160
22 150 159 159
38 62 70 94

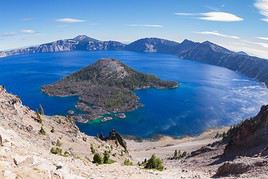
1 51 268 138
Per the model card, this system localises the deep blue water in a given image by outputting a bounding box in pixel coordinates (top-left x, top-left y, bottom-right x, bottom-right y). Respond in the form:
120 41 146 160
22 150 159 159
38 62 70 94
1 51 268 138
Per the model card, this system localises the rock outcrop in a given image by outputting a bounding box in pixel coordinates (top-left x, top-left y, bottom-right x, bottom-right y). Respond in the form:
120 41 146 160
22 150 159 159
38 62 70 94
214 162 251 177
223 105 268 157
106 129 128 152
0 134 2 146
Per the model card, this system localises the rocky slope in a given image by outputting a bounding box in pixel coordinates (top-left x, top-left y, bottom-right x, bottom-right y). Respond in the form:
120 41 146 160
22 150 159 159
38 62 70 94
42 59 178 120
0 85 134 178
223 104 268 157
183 104 268 178
178 41 268 86
1 85 268 178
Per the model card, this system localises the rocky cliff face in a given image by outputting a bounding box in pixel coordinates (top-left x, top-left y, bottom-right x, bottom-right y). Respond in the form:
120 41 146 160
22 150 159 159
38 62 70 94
0 51 7 57
1 35 125 56
223 105 268 157
178 41 268 86
125 38 180 53
125 38 268 86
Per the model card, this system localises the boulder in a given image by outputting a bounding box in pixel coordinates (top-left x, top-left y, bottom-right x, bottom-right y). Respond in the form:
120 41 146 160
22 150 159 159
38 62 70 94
108 129 127 151
214 162 251 177
190 146 215 157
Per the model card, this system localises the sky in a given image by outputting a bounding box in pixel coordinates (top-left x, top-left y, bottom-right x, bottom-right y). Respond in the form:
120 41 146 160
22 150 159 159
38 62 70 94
0 0 268 58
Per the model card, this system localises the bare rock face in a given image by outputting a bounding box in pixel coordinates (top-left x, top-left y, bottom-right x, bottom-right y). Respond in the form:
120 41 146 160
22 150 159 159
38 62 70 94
1 35 126 57
190 146 216 157
125 38 181 53
214 162 251 177
223 105 268 157
0 134 2 146
106 129 128 152
0 51 7 57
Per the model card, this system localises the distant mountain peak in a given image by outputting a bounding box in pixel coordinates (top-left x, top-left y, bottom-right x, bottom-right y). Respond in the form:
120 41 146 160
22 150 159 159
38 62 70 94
236 51 248 56
202 40 214 45
180 39 196 45
201 40 232 54
84 59 131 80
181 39 193 43
73 35 97 41
125 37 180 53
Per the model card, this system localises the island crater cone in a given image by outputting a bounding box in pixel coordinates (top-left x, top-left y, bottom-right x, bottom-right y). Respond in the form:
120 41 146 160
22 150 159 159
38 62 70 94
42 59 178 120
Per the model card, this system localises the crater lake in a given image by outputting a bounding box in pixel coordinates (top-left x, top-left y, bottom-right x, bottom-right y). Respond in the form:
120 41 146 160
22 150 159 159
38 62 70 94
1 51 268 138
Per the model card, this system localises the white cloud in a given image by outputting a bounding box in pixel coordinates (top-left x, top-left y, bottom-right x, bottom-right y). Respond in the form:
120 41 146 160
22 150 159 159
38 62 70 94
175 11 243 22
56 18 85 23
257 36 268 40
200 12 243 22
256 42 268 48
20 29 36 34
242 39 268 49
255 0 268 22
127 24 163 28
216 39 268 58
195 31 240 39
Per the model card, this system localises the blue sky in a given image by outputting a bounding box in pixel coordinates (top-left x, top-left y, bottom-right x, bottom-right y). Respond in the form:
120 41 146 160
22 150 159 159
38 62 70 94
1 0 268 58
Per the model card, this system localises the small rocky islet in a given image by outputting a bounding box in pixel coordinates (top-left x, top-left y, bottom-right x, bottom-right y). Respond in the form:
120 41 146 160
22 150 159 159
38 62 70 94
42 59 178 121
